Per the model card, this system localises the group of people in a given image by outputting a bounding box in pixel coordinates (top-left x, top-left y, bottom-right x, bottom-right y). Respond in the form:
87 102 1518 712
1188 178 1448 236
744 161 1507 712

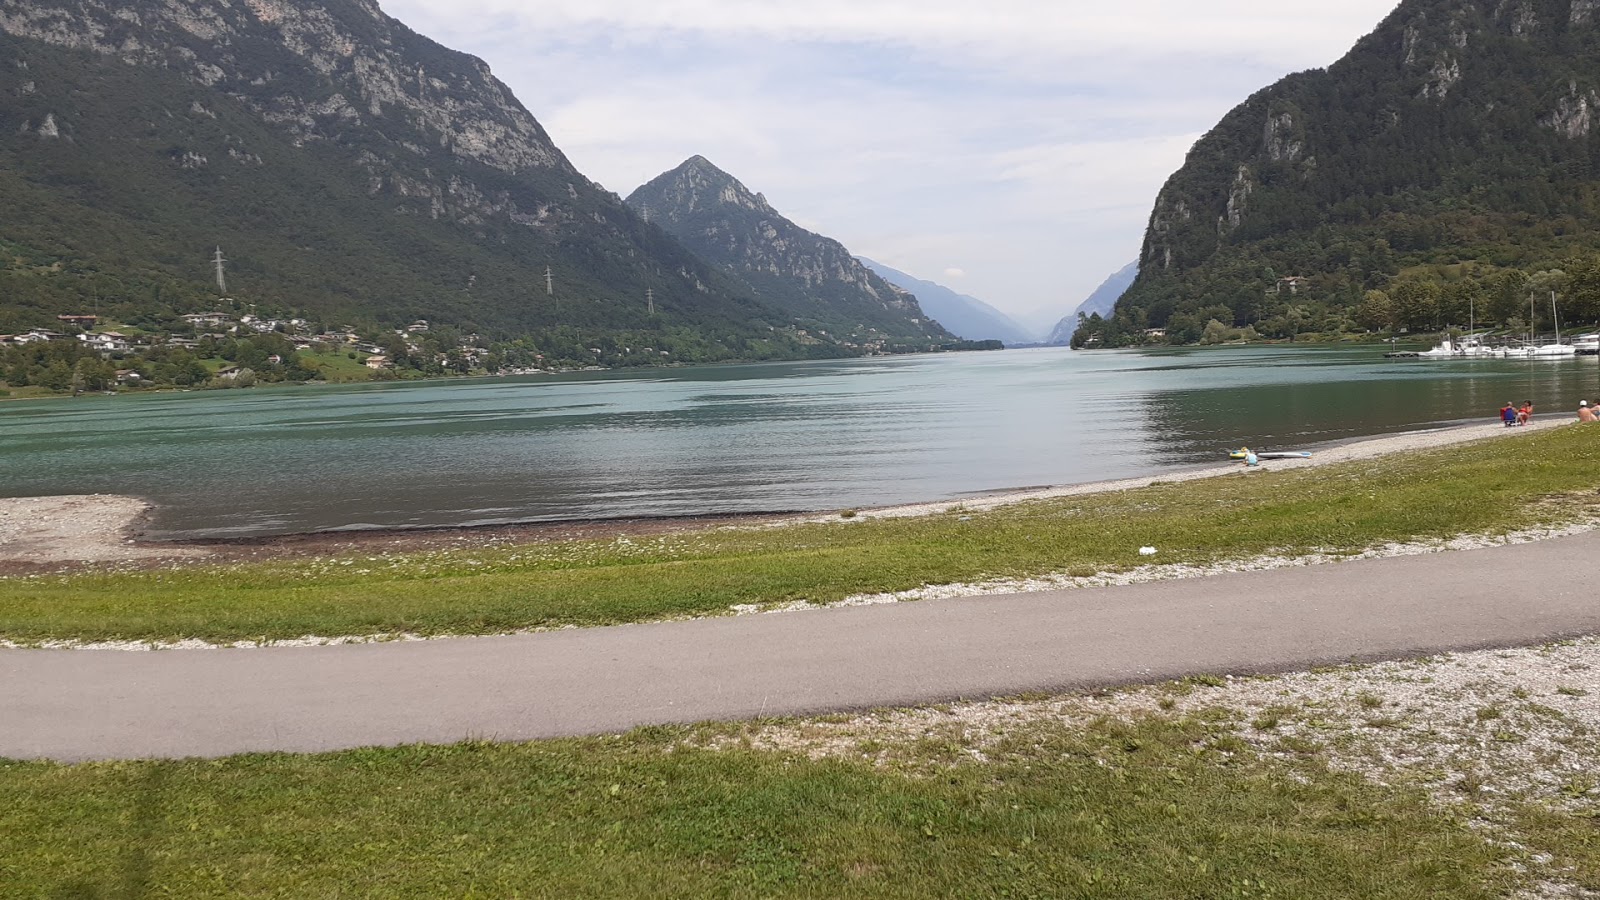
1499 401 1535 426
1501 399 1600 423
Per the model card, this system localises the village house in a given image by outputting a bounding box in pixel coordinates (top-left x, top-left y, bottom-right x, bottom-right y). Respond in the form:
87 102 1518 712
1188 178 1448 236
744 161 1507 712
56 314 98 330
406 320 430 333
364 355 391 369
180 312 235 328
14 329 63 344
1277 276 1311 295
78 332 132 353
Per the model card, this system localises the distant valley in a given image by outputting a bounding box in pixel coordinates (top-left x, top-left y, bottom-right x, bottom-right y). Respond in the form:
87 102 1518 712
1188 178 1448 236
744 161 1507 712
857 259 1036 345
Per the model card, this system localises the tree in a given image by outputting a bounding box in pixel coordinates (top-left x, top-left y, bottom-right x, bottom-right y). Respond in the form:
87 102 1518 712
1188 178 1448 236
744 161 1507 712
1389 282 1441 332
1567 256 1600 324
1486 270 1529 328
1354 290 1395 332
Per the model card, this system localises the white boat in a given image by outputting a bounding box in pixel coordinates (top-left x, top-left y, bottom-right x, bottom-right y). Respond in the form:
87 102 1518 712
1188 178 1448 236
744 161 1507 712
1416 336 1500 358
1573 333 1599 355
1526 291 1576 358
1531 342 1576 358
1418 339 1467 358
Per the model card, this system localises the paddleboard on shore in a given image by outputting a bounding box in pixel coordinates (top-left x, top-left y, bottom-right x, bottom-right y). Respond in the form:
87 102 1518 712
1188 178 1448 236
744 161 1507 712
1228 449 1313 460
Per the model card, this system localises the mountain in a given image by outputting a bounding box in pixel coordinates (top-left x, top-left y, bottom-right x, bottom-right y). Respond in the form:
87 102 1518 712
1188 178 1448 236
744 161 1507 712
1046 261 1138 345
0 0 837 362
1091 0 1600 347
626 157 953 349
857 258 1034 344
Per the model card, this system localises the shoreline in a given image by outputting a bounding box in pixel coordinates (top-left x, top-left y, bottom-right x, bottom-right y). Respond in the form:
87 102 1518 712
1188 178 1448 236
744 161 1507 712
0 416 1576 570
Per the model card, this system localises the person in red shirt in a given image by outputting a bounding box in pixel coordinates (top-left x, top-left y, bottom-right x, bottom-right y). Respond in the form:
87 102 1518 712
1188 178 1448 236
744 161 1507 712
1518 401 1533 425
1501 402 1518 427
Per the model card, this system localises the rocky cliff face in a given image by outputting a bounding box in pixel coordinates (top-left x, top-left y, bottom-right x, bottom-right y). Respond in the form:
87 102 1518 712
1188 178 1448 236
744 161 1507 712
1106 0 1600 343
0 0 582 227
627 157 951 345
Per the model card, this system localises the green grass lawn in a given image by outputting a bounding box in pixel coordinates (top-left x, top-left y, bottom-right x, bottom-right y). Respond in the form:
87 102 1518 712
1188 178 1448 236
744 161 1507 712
2 425 1597 645
0 715 1513 899
296 348 375 382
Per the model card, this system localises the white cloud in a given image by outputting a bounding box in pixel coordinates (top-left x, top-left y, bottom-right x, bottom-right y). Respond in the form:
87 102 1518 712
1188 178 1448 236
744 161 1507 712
379 0 1404 327
392 1 1400 71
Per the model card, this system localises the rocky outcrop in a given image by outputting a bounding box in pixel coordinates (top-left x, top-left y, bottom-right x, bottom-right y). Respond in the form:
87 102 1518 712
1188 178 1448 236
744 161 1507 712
0 0 570 176
1542 82 1600 138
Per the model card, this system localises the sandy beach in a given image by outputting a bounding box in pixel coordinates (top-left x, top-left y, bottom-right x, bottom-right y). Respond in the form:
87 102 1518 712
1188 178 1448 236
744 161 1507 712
0 417 1576 571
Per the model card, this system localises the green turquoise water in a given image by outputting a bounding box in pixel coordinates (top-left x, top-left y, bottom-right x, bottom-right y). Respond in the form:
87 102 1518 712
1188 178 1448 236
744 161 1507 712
1 346 1593 538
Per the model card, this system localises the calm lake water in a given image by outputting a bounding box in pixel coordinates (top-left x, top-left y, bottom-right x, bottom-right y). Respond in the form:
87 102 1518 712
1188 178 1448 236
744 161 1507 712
2 346 1596 538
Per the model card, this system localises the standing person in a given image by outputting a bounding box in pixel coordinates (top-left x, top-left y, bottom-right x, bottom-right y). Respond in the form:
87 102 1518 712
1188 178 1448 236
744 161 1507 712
1501 401 1518 427
1519 400 1534 425
1581 401 1598 424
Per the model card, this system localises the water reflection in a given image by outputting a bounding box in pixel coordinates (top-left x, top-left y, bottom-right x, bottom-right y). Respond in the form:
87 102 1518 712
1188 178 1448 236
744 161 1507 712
1 347 1594 538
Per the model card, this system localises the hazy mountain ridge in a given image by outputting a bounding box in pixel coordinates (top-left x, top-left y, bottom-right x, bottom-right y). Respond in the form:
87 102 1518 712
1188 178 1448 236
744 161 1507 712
1095 0 1600 345
858 258 1034 344
1046 261 1137 344
627 157 953 347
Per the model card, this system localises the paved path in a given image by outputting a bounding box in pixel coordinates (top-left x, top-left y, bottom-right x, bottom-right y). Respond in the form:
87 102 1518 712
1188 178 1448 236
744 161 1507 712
4 533 1598 762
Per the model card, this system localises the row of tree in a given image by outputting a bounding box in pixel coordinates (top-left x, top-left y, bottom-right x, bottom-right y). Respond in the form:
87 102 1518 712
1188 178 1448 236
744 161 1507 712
1074 255 1600 348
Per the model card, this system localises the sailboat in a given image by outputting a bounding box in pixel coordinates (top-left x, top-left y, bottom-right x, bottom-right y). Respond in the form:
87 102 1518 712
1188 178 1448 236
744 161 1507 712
1530 291 1576 358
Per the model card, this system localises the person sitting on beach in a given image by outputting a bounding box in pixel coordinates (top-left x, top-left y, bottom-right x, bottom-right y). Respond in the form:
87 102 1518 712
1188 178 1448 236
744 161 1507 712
1501 402 1518 427
1581 401 1598 424
1518 401 1534 425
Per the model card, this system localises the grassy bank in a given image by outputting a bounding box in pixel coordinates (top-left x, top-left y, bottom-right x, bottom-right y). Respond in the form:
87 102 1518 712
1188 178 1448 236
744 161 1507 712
2 425 1598 645
0 714 1513 898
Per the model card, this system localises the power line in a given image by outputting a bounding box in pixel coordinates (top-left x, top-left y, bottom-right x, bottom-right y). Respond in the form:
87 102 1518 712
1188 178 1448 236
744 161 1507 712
212 246 227 296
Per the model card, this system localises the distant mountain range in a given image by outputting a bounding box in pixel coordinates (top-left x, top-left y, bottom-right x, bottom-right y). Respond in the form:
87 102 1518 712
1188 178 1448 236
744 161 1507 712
627 156 952 349
0 0 941 363
1047 262 1138 345
857 259 1034 344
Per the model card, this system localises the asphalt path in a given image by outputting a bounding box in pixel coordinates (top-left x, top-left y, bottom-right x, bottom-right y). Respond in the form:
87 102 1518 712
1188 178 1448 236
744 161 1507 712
4 532 1598 762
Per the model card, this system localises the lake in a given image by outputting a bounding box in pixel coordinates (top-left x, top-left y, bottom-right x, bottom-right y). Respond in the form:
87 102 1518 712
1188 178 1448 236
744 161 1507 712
2 345 1595 539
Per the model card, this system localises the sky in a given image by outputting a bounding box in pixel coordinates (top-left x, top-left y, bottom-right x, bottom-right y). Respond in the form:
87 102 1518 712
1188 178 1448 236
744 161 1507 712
382 0 1402 336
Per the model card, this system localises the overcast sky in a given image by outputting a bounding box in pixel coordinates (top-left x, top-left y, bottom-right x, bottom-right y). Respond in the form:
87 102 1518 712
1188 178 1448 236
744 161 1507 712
382 0 1401 335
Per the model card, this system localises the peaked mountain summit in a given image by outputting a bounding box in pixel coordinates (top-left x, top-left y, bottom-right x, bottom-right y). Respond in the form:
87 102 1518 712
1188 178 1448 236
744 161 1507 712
627 157 953 348
1094 0 1600 346
0 0 825 361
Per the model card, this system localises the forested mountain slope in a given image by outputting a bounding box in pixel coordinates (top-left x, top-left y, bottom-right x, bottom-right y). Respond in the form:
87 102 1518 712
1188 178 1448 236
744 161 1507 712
628 157 953 348
1086 0 1600 346
0 0 832 361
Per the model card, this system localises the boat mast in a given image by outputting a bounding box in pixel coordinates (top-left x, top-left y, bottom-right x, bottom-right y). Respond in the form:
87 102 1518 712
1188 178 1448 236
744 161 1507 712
1552 291 1562 345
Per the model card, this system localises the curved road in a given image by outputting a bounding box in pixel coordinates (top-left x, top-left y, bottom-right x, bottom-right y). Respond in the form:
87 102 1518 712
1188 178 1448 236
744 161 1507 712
4 532 1597 762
